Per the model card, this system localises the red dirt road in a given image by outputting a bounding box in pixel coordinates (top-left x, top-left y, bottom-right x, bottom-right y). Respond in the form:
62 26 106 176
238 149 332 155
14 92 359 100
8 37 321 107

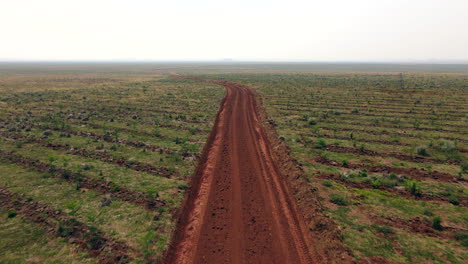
165 79 318 263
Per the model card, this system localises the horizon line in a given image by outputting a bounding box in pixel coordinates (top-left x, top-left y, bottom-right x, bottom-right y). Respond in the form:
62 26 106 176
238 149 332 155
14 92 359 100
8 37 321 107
1 60 468 65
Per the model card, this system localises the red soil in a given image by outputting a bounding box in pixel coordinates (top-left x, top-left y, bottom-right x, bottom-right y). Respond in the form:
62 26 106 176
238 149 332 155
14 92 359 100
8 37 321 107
165 79 322 263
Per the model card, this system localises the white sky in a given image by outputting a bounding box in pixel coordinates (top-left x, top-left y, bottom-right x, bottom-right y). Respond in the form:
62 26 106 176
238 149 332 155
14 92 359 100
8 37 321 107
1 0 467 62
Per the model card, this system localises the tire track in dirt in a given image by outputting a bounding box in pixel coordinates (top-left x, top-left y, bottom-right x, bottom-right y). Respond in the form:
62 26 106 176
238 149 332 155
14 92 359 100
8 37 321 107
165 78 320 263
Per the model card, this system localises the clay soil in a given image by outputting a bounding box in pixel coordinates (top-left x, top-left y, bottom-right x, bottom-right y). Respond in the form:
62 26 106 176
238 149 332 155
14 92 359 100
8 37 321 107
164 79 337 263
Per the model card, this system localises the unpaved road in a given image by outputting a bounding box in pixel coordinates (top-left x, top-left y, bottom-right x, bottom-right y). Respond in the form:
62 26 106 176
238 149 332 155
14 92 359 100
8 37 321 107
166 79 317 264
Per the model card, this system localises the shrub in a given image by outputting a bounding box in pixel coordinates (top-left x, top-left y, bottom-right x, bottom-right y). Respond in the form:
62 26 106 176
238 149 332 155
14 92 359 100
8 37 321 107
416 145 429 156
85 227 105 250
437 140 456 152
57 219 77 237
322 180 333 187
342 160 349 167
308 119 317 126
351 108 359 114
61 170 72 180
48 155 58 164
153 127 161 136
82 164 93 171
407 181 422 197
41 173 52 179
110 183 120 193
359 144 366 152
423 209 433 216
329 193 349 206
373 224 394 235
432 216 443 231
359 170 367 177
15 141 25 148
374 177 397 188
437 140 462 160
448 195 460 206
178 184 189 190
7 210 17 218
318 151 329 161
461 162 468 173
454 232 468 247
315 138 327 149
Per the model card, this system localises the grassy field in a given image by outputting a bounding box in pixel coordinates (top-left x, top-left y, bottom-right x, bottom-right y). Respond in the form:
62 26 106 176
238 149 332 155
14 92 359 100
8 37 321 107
198 72 468 263
0 66 224 263
1 64 467 263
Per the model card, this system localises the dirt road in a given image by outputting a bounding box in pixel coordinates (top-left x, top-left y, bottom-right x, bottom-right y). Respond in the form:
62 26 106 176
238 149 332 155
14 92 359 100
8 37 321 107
165 79 318 263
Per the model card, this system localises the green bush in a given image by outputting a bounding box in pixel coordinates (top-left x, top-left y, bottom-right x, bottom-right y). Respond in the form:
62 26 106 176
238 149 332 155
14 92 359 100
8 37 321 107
359 144 365 152
7 210 17 218
416 145 430 156
423 209 434 216
41 173 52 179
461 162 468 173
85 227 105 250
373 177 397 188
454 232 468 247
432 216 443 231
341 160 349 167
437 140 456 152
408 182 422 197
315 138 327 149
177 184 189 190
373 224 394 235
61 169 72 180
329 193 349 206
448 195 460 205
57 220 76 237
307 118 317 126
436 140 462 160
322 180 333 187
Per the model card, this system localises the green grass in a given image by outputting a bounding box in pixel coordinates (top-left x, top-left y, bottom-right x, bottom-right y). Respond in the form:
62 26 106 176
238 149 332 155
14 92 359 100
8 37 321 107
0 208 97 264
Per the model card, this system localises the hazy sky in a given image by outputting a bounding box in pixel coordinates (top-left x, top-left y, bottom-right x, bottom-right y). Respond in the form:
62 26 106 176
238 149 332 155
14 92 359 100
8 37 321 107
1 0 467 62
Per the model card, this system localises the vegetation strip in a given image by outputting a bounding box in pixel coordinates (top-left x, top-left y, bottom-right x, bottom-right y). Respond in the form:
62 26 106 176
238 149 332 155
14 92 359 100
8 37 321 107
364 211 467 241
276 105 466 122
0 150 166 210
317 144 461 165
69 121 200 143
270 102 466 118
314 119 467 134
0 131 180 178
0 186 133 264
313 157 462 183
315 172 467 206
35 124 178 155
314 126 468 144
300 133 468 153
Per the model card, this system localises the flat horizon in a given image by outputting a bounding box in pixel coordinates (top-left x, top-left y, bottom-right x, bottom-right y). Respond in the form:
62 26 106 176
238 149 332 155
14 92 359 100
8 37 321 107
1 60 468 64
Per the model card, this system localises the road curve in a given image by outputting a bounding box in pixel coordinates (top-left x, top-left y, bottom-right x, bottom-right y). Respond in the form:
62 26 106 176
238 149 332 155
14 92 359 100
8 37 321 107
165 79 318 264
